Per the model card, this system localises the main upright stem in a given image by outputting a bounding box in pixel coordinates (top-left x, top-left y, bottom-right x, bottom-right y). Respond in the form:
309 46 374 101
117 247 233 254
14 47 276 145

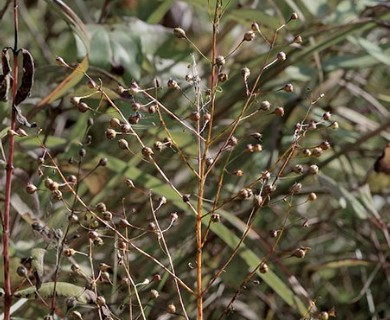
2 1 19 319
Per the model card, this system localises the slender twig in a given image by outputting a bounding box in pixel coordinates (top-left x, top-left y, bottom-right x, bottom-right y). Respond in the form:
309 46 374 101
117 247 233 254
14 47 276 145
149 195 189 320
0 0 12 20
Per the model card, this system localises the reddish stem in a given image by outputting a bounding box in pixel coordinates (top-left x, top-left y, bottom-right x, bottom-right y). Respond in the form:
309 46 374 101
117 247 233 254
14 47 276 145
2 1 19 319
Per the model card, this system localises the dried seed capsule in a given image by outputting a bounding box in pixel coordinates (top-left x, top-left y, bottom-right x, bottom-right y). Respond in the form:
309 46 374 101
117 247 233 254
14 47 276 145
46 178 59 191
241 67 250 79
78 102 89 113
274 106 285 117
308 164 319 175
131 102 141 111
251 22 260 32
250 132 262 140
245 144 254 153
163 137 172 147
67 175 77 184
120 123 131 133
291 247 310 258
96 296 106 306
308 120 317 130
293 164 304 174
125 178 134 188
68 214 79 224
148 104 157 114
105 128 116 140
79 148 86 158
93 237 104 246
294 35 303 43
17 265 28 277
261 171 271 180
148 222 157 231
276 51 286 61
283 83 294 92
218 73 228 82
228 136 238 146
15 49 35 106
322 112 331 121
154 141 163 151
70 96 81 106
119 218 131 228
64 248 76 257
52 189 63 200
167 79 179 89
118 139 129 150
215 55 225 66
69 311 83 320
173 27 186 39
269 229 281 238
87 117 94 127
259 100 271 110
238 188 252 199
330 121 339 129
55 56 68 67
190 112 201 121
87 79 97 89
308 192 317 201
312 147 323 157
98 158 108 167
142 147 154 158
150 289 159 299
26 183 38 194
206 158 214 166
128 113 141 124
170 212 178 222
117 239 127 250
167 303 176 314
302 149 312 157
234 169 244 176
263 184 276 195
253 144 263 152
253 194 263 207
290 12 299 20
88 230 99 240
182 194 191 202
320 141 331 150
259 262 269 273
211 213 220 222
96 202 107 213
319 311 329 320
243 31 255 41
289 182 302 194
102 211 113 221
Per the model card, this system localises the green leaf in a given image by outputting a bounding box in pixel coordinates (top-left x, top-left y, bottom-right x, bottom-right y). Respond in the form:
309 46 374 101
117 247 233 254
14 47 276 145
318 175 368 219
355 37 390 67
14 282 96 304
37 56 89 106
44 0 90 52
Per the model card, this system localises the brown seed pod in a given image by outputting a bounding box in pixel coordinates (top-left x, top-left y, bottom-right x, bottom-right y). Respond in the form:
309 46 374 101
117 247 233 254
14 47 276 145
259 262 269 273
142 147 154 158
105 128 116 140
26 183 38 194
15 49 35 106
0 49 12 102
173 27 186 39
243 31 255 41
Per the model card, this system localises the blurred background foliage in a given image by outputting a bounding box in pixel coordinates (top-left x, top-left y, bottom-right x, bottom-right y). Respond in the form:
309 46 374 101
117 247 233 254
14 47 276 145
1 0 390 319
